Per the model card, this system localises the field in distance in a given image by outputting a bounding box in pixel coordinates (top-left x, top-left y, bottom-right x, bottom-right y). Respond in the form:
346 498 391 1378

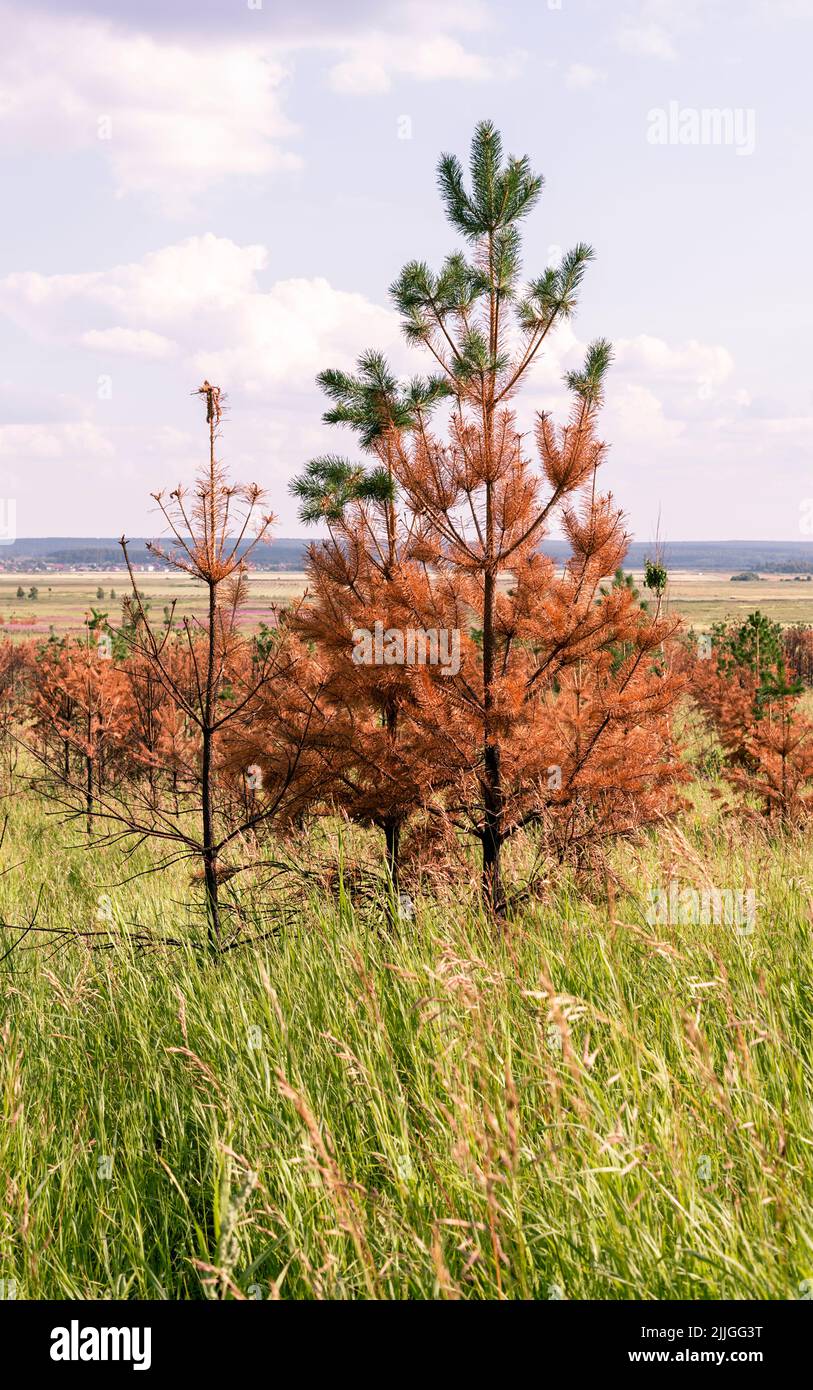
0 570 310 640
3 568 813 639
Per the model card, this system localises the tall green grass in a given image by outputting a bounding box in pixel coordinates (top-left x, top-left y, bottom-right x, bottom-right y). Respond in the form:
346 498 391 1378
1 785 812 1299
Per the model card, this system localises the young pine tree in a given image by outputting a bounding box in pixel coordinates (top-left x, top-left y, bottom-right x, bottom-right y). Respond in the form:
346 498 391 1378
692 613 813 819
290 353 449 893
377 121 684 909
116 381 303 951
28 625 125 834
54 381 320 954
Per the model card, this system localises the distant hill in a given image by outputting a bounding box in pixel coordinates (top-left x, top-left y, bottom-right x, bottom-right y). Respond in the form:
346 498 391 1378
545 540 813 573
617 541 813 574
0 537 303 571
2 538 813 574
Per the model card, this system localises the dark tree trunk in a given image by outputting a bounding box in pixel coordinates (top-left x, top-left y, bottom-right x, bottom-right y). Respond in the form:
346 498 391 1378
201 580 220 954
482 743 505 916
85 751 93 835
384 819 401 893
481 562 505 915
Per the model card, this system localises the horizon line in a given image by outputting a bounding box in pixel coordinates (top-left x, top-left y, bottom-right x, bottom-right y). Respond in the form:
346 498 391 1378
6 536 813 547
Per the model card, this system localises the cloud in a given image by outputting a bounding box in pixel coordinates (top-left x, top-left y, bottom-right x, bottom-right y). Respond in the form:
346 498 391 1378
606 382 685 446
511 319 788 539
21 0 491 40
613 0 772 62
0 417 203 535
616 22 677 60
614 335 734 391
0 232 411 531
0 1 509 209
328 34 510 94
0 236 268 337
194 277 400 389
613 0 711 62
0 8 300 214
13 235 746 537
79 328 178 359
0 420 114 458
519 329 736 424
0 233 402 389
564 63 605 90
0 421 116 512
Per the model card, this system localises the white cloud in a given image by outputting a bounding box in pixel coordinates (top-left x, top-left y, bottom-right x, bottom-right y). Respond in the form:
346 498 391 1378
80 328 178 359
0 417 201 535
614 0 710 61
0 231 406 528
614 335 734 390
616 22 678 60
0 420 115 461
0 8 300 213
0 234 402 388
195 276 400 389
614 0 743 62
606 382 685 446
328 34 504 94
564 64 605 90
0 236 267 336
0 2 512 209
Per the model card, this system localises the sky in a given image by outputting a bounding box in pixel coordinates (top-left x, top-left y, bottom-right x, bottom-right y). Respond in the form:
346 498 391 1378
1 0 812 543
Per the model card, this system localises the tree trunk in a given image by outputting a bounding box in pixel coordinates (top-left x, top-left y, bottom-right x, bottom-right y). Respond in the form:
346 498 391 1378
481 562 505 915
482 743 505 915
201 578 220 954
382 685 402 911
384 819 401 892
85 751 93 835
200 714 220 954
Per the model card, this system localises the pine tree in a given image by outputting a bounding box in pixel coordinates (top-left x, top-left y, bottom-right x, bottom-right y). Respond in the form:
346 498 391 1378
25 383 320 953
692 612 813 819
289 353 449 895
115 381 288 950
0 639 32 790
783 624 813 687
28 625 126 834
376 121 685 909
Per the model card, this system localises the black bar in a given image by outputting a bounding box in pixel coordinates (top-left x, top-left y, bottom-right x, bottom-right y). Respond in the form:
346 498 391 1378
0 1297 805 1378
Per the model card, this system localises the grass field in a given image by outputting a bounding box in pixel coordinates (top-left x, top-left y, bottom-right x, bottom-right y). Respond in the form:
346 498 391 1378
656 573 813 628
3 569 813 642
0 571 309 641
2 567 812 1300
1 762 812 1299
